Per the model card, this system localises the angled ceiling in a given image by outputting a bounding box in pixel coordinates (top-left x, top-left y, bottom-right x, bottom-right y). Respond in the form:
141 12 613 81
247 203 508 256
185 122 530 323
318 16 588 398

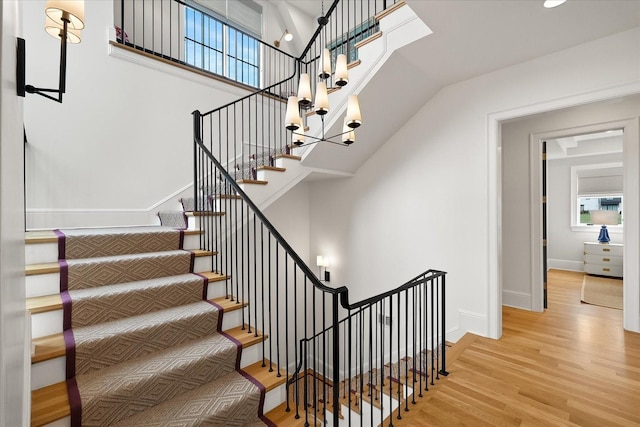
282 0 640 175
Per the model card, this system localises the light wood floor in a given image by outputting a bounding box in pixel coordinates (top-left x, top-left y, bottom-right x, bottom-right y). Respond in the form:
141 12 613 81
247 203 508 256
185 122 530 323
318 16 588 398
265 270 640 426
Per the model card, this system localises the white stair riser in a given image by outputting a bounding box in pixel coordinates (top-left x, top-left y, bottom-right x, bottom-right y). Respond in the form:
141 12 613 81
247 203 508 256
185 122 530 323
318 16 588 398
27 273 59 298
32 357 65 391
206 281 227 300
32 311 63 339
263 382 287 414
42 417 70 427
26 243 58 265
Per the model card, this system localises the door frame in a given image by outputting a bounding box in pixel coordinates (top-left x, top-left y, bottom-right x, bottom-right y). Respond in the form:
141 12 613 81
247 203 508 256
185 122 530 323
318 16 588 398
487 83 640 339
529 120 636 313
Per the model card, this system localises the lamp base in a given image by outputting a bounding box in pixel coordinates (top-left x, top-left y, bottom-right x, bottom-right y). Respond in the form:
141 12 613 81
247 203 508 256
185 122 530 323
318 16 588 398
597 225 610 244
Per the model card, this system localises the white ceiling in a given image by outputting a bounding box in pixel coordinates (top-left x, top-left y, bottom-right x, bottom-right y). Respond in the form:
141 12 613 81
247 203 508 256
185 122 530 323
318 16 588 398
279 0 640 174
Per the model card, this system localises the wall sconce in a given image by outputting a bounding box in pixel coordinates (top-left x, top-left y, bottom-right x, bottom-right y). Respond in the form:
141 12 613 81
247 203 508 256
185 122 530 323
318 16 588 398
316 255 330 282
274 29 293 48
17 0 85 103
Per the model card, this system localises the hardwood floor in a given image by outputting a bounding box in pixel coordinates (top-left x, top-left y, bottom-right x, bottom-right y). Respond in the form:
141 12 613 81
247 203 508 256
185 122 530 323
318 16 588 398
265 270 640 426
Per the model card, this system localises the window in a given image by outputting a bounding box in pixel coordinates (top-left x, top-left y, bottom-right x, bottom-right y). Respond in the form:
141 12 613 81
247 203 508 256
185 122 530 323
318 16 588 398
571 163 623 227
184 2 261 87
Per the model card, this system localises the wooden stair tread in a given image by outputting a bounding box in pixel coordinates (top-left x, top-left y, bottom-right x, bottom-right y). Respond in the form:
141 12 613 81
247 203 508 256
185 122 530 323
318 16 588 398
354 31 383 49
212 194 242 199
185 211 225 217
25 249 215 277
274 153 302 161
209 296 248 313
25 230 58 244
257 165 286 172
27 271 227 316
224 324 267 349
242 360 286 392
32 297 250 365
32 381 70 427
375 0 406 20
237 179 268 185
32 334 66 363
26 262 60 276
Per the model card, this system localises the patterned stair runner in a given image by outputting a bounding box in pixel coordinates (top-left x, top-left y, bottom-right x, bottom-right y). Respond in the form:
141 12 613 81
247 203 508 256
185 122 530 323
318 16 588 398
52 227 272 426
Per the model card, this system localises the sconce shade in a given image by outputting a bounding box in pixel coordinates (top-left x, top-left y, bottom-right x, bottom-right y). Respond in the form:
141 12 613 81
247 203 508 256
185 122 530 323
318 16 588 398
46 0 85 30
45 16 82 43
318 48 331 80
342 120 355 145
314 81 329 115
284 30 293 42
345 95 362 128
334 54 348 87
297 73 312 107
316 256 324 267
284 96 301 130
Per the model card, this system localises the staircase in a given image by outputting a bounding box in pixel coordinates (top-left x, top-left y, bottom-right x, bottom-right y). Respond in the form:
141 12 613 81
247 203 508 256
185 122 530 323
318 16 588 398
27 227 286 426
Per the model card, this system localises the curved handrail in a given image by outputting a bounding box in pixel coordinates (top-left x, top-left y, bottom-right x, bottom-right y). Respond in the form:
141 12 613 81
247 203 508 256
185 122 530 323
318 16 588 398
193 110 348 297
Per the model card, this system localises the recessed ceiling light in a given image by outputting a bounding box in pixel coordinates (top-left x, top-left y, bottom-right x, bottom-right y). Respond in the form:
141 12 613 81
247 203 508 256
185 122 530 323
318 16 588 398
543 0 567 8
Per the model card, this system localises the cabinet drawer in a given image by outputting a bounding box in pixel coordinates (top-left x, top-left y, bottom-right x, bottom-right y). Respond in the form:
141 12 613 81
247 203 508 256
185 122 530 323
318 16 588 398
584 243 623 257
584 254 623 266
585 264 623 278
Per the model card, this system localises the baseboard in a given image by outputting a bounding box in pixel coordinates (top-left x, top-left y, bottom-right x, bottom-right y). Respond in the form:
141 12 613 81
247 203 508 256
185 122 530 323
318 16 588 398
548 259 584 272
502 290 532 309
458 309 487 337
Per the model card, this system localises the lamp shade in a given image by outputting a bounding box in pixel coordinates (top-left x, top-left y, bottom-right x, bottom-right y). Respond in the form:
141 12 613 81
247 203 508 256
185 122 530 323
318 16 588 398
297 73 312 107
342 120 355 145
284 96 301 130
292 124 305 146
345 95 362 128
45 16 82 43
590 210 618 225
334 54 348 87
46 0 85 30
314 81 329 115
318 48 331 80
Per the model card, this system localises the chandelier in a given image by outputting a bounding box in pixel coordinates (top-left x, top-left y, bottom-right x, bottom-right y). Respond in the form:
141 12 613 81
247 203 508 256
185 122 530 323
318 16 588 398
284 6 362 147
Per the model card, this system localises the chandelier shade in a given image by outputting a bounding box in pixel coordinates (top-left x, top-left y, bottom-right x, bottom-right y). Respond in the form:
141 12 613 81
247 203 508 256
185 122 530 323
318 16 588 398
297 73 312 107
335 54 348 87
285 96 302 130
314 81 330 116
318 48 332 80
345 95 362 128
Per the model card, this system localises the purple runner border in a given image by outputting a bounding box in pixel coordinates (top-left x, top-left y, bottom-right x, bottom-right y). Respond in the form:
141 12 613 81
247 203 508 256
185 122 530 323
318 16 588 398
54 229 65 260
66 376 82 427
61 290 73 331
59 259 69 292
63 328 76 379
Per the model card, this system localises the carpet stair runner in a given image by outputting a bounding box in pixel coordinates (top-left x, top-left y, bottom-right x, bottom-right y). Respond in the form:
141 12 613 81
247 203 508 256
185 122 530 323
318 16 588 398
27 226 284 426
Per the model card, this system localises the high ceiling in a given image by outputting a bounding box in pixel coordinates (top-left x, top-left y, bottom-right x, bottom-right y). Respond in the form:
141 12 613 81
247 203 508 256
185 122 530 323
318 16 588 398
279 0 640 174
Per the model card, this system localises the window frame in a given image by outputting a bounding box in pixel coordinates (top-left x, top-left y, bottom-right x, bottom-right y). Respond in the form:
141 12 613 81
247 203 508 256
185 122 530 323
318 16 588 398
570 162 624 232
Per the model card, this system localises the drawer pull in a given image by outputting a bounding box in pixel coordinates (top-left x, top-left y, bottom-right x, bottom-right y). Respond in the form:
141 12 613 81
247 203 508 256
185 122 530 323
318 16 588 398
603 258 610 262
603 268 611 272
603 248 611 252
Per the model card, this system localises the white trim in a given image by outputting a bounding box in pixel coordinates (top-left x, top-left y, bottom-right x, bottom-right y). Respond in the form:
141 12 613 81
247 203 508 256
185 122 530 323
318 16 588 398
547 259 584 272
488 81 640 339
502 290 532 309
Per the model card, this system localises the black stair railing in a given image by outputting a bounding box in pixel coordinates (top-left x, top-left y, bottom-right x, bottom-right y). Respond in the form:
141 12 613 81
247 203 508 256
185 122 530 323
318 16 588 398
190 1 450 425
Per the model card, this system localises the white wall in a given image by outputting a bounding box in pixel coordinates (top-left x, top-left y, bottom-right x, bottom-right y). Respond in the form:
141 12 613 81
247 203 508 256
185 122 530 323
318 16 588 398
22 0 290 229
502 96 640 309
0 1 28 425
308 26 640 340
548 153 624 271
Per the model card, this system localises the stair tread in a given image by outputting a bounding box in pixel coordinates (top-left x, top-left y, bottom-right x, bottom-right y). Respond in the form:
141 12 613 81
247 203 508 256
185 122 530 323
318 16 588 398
25 249 215 276
185 211 226 217
31 381 70 427
241 360 286 392
25 230 58 244
31 336 272 427
274 153 302 161
237 179 268 185
27 272 229 315
31 293 244 364
257 165 286 172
